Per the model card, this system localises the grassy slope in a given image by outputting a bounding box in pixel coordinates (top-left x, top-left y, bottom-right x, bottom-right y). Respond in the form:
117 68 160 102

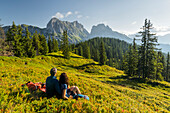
0 52 169 113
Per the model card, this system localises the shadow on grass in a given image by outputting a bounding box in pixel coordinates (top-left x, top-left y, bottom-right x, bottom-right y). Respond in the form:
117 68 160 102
47 54 65 58
71 56 81 58
101 75 170 89
108 75 129 79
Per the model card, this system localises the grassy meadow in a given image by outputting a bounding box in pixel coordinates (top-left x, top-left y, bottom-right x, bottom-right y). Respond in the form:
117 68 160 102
0 52 170 112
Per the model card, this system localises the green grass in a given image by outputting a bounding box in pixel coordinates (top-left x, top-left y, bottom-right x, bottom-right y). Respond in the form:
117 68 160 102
0 51 169 112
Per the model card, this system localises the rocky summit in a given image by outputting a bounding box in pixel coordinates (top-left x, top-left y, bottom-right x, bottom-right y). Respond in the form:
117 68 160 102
89 24 132 42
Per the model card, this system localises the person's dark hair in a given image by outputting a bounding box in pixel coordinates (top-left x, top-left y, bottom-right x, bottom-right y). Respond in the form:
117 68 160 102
50 68 57 76
59 73 69 86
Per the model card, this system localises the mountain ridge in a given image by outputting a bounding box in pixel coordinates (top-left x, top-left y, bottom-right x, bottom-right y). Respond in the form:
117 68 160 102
89 23 132 42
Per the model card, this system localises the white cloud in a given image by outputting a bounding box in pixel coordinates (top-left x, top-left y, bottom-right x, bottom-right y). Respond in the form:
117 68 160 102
75 11 79 15
52 12 64 19
86 16 89 19
132 21 137 25
77 15 82 18
153 25 170 36
65 11 72 17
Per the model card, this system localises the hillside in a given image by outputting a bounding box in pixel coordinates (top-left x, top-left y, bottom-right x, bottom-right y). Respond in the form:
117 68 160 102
0 52 170 112
76 37 130 69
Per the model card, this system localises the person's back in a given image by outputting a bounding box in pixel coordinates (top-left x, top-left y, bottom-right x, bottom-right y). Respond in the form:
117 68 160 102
46 68 61 98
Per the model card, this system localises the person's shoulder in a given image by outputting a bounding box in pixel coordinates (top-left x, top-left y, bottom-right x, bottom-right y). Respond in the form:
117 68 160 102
46 76 52 80
61 84 67 89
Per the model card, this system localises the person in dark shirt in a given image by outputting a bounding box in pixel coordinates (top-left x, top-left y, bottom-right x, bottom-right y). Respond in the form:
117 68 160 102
46 68 61 98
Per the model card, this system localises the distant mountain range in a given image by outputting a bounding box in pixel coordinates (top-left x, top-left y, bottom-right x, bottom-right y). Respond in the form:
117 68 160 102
3 18 89 43
128 33 170 53
2 17 170 53
89 24 132 43
159 34 170 45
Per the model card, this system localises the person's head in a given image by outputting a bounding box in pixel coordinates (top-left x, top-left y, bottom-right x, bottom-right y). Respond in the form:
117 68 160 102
50 68 57 76
59 73 69 85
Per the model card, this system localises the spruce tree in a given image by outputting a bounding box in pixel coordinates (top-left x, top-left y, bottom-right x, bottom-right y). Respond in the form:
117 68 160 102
166 52 170 81
32 31 40 55
127 45 133 76
138 19 158 79
132 38 138 76
39 34 48 55
83 42 91 59
156 51 164 80
122 52 129 74
78 46 83 56
99 39 107 65
24 27 35 57
48 35 52 53
0 19 11 55
94 49 100 62
7 22 24 57
53 38 59 52
61 30 70 59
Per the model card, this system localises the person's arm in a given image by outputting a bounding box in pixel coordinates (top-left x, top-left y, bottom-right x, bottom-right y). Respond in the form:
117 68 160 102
62 89 69 99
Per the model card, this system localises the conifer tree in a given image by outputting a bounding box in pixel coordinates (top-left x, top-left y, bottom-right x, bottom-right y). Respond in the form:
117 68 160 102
166 52 170 81
78 46 83 56
32 31 40 55
83 42 91 59
48 35 52 53
61 30 70 59
99 39 107 65
6 22 17 55
122 52 129 74
54 39 59 52
138 19 158 78
39 34 48 55
51 36 58 52
6 22 24 57
24 27 35 57
0 19 11 55
132 38 138 76
156 51 164 80
161 53 166 80
94 49 100 62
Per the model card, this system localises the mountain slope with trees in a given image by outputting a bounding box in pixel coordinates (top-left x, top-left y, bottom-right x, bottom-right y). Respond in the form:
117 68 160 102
0 52 169 112
75 37 130 69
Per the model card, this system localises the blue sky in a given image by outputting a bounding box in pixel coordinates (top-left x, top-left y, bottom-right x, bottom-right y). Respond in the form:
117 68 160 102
1 0 170 35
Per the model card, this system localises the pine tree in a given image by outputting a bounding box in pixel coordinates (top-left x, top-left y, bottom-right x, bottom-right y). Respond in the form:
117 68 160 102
138 19 158 79
6 22 17 55
127 45 133 76
24 27 35 57
132 38 138 76
122 52 129 74
160 53 166 80
48 35 52 53
0 19 11 56
61 30 70 59
32 31 40 55
78 46 83 56
7 22 24 57
156 51 164 80
53 38 59 52
83 42 91 59
17 25 25 57
94 49 100 62
39 34 48 55
99 39 107 65
166 52 170 81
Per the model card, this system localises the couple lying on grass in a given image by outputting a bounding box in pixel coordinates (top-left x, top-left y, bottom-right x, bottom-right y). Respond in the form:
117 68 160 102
46 68 89 100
